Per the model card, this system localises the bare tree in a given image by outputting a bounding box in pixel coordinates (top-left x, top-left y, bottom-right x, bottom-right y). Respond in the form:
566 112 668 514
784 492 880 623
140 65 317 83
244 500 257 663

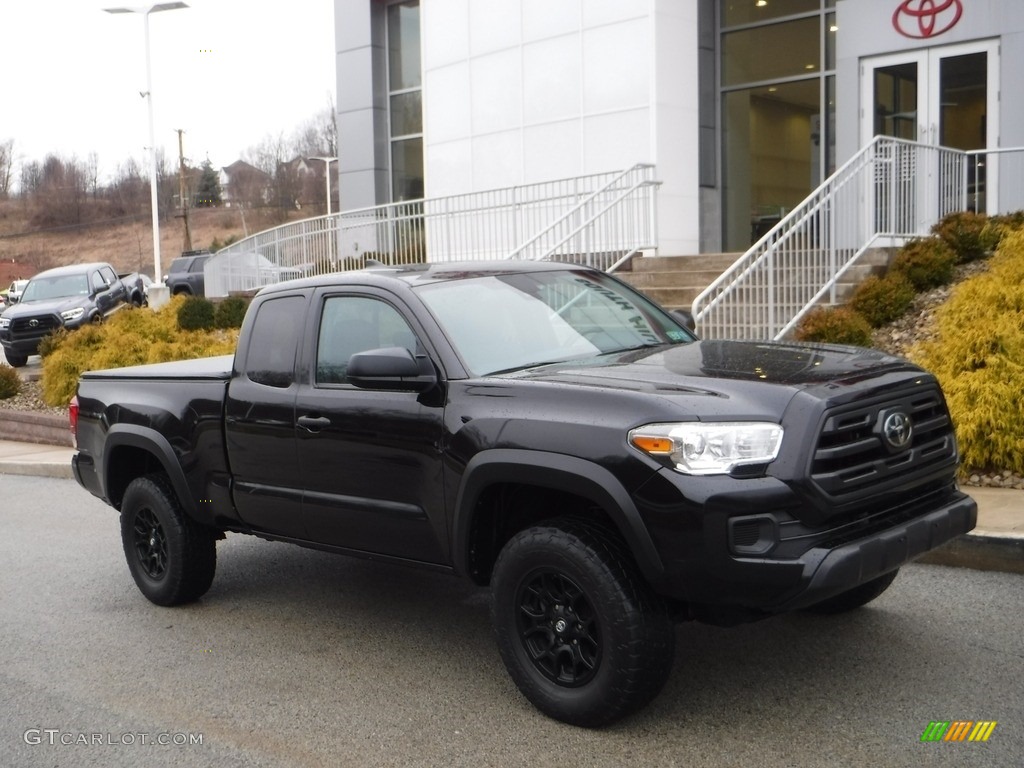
0 139 13 199
291 98 337 159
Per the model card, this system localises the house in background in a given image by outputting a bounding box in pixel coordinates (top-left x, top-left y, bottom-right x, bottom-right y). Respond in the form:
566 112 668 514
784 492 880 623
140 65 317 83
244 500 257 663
219 160 272 209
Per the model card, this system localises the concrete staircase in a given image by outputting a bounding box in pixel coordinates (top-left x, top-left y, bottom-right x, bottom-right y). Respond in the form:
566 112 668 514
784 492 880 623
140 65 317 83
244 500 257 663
617 248 895 317
616 254 740 310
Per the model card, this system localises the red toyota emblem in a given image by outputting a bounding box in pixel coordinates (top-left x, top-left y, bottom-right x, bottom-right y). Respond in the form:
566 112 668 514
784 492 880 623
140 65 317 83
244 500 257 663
892 0 963 39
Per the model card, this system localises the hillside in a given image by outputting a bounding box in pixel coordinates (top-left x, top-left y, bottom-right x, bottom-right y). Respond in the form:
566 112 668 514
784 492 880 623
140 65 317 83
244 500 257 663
0 201 253 282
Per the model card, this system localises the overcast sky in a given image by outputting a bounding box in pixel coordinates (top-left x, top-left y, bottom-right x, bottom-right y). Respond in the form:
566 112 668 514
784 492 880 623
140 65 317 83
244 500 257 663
1 0 336 186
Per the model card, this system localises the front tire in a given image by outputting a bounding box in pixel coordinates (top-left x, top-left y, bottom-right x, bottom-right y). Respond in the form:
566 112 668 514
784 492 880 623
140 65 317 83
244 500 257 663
803 569 899 614
5 353 27 367
120 474 217 606
492 519 674 727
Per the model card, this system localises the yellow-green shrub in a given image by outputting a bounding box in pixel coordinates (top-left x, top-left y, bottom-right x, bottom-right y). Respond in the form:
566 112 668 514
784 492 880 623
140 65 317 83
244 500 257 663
794 306 873 347
912 230 1024 473
0 365 21 399
890 237 957 291
849 273 916 327
41 297 238 407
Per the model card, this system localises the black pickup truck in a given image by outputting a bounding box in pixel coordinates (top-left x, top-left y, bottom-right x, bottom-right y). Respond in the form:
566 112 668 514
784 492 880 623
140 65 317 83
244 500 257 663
0 262 144 366
70 261 976 726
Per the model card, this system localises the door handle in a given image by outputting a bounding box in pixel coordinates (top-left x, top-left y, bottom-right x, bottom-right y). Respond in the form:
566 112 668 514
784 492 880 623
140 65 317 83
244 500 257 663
297 415 331 431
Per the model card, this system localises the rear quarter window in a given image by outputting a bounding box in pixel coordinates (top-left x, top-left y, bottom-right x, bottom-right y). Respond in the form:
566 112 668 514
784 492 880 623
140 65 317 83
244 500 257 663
244 295 305 388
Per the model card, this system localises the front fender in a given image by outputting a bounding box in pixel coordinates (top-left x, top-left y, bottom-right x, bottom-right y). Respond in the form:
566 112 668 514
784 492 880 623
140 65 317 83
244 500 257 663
452 448 665 586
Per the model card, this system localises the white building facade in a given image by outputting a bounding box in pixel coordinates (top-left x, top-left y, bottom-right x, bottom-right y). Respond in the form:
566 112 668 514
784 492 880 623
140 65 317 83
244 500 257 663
334 0 1024 257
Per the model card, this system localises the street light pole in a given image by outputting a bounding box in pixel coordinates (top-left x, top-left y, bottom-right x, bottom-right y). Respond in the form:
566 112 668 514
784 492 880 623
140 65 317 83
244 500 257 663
104 3 189 284
310 156 338 216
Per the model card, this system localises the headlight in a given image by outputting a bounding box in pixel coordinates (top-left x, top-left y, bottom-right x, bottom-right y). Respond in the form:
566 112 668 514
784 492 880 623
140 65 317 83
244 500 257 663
629 422 784 476
61 307 86 322
0 317 9 329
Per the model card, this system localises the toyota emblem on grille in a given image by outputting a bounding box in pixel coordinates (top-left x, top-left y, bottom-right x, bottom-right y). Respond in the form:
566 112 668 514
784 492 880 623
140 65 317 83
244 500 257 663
883 411 913 450
28 319 40 328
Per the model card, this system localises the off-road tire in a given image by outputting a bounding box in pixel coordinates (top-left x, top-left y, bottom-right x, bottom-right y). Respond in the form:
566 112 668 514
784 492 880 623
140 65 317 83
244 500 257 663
120 474 217 606
492 518 675 727
804 568 900 614
5 353 28 367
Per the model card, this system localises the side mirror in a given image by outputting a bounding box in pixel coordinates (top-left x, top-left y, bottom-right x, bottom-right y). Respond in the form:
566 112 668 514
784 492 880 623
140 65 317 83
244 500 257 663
347 346 437 392
671 308 698 337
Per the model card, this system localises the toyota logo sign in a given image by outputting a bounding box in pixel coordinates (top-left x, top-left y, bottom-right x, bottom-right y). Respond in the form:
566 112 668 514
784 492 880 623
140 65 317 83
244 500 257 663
28 319 40 328
892 0 963 39
882 411 913 451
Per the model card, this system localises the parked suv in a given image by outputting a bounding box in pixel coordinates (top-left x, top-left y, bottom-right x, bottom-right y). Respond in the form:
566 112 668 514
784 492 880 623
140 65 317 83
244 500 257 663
164 250 210 296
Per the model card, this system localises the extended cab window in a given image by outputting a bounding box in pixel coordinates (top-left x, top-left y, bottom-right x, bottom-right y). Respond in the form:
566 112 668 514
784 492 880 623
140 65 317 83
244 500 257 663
245 295 305 388
316 296 417 385
90 270 106 293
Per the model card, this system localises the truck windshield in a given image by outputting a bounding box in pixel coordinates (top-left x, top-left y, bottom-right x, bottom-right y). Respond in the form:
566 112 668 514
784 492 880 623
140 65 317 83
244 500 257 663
20 275 90 302
416 269 695 376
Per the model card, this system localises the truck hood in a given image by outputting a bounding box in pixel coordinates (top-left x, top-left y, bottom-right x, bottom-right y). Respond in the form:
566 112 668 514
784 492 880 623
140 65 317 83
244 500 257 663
503 339 920 419
2 296 86 317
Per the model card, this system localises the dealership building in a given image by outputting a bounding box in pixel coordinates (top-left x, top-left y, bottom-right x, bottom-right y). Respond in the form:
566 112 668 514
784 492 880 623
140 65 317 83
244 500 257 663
332 0 1022 257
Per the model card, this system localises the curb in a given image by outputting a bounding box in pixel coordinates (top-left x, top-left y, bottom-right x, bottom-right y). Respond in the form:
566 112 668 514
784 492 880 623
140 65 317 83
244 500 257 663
918 533 1024 574
0 461 74 480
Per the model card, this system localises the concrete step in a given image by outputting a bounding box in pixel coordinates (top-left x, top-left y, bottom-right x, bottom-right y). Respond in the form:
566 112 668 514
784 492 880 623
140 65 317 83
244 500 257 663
626 253 741 273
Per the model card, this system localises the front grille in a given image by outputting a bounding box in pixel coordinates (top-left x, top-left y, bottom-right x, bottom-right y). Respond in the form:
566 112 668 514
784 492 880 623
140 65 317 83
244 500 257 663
810 383 957 503
11 314 61 335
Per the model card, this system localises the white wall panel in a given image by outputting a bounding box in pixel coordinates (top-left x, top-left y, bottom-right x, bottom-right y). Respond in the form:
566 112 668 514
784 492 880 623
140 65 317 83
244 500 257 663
522 35 581 125
421 0 469 68
522 0 580 42
582 20 650 114
523 120 583 183
469 0 522 56
470 49 522 135
424 63 472 143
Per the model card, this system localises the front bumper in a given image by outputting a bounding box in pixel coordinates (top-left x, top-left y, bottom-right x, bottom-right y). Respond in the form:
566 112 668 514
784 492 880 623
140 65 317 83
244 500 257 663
768 490 976 611
633 469 977 615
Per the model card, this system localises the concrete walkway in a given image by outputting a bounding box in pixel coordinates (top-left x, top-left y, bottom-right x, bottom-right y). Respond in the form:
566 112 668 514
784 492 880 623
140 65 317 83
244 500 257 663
1 438 1020 572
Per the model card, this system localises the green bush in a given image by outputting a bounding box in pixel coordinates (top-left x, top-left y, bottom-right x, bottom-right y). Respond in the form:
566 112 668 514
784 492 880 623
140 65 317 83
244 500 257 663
890 238 957 291
214 296 249 329
912 229 1024 473
41 296 238 407
930 211 1000 263
794 306 873 347
0 365 21 399
849 273 916 327
177 296 216 331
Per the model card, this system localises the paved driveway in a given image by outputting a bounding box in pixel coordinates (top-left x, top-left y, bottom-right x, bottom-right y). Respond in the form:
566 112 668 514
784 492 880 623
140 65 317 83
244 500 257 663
3 474 1022 767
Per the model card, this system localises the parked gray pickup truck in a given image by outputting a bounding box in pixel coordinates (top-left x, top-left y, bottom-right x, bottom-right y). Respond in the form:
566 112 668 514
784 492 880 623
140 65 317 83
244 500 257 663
0 262 144 366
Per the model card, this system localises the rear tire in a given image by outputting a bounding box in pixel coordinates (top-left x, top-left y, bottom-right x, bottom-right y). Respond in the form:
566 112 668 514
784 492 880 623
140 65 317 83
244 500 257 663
492 518 674 727
803 569 899 614
120 474 217 606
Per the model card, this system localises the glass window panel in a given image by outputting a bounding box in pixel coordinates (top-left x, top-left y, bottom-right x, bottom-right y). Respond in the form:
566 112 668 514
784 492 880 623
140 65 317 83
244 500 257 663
874 63 918 140
723 80 821 250
826 12 836 71
389 90 423 138
722 17 819 86
391 137 424 201
388 1 421 91
246 296 304 388
722 0 819 27
940 52 986 150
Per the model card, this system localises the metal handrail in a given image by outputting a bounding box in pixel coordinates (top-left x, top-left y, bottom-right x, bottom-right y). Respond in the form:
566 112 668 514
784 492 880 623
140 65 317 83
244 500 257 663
207 167 661 296
692 137 1024 341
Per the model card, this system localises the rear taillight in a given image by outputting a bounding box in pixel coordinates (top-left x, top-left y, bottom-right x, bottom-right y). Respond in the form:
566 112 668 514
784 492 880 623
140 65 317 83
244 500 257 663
69 395 79 448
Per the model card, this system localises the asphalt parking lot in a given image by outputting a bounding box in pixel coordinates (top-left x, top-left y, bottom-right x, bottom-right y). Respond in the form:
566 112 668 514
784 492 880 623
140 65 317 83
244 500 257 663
2 474 1023 768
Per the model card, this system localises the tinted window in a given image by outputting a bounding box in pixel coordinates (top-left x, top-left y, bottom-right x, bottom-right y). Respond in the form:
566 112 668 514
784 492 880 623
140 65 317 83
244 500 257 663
245 295 305 388
316 296 417 385
189 256 209 273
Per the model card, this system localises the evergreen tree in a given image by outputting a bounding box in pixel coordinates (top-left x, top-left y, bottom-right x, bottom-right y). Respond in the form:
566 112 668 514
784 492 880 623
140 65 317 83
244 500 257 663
195 160 222 207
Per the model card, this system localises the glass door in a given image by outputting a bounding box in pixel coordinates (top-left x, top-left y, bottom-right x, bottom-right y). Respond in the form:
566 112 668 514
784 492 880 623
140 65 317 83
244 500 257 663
862 41 999 213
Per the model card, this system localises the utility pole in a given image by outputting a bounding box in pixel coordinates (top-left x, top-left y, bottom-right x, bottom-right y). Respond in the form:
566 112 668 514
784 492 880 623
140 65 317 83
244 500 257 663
176 128 193 252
